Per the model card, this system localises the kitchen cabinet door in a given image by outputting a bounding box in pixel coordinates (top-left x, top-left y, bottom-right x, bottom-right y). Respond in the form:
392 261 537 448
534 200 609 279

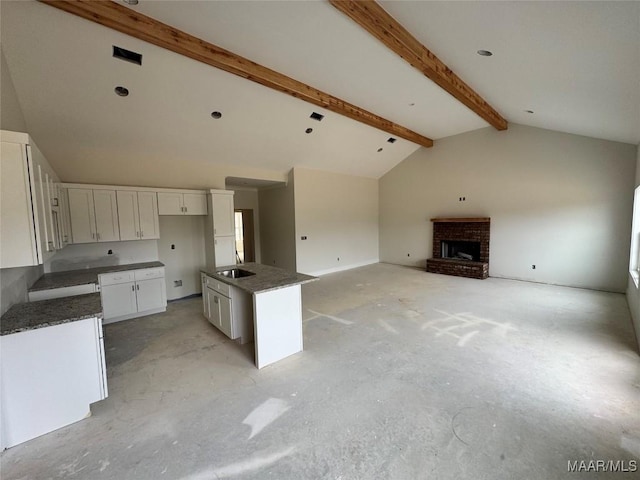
137 191 159 239
183 193 207 215
101 282 137 319
212 193 234 236
218 294 233 338
206 287 221 329
93 190 120 242
157 192 183 215
201 274 209 318
116 190 140 241
68 188 96 243
135 277 166 312
215 235 236 267
0 141 40 268
58 186 71 247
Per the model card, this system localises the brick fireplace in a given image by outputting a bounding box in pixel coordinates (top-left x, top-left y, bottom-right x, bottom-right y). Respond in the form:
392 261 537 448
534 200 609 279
426 217 490 279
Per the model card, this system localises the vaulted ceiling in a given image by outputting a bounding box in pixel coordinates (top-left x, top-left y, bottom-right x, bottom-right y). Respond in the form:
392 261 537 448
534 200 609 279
1 1 638 183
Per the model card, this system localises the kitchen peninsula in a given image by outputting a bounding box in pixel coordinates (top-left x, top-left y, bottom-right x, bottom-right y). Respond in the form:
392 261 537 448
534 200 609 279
201 263 317 369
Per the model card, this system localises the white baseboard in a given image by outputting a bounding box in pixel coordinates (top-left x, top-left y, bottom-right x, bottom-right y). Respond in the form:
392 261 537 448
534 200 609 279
305 259 379 277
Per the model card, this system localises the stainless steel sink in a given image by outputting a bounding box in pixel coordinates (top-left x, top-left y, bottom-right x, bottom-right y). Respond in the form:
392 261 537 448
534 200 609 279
217 268 256 279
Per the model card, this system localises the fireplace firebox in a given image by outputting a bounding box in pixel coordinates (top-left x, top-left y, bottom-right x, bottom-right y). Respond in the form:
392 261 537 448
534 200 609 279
426 217 490 279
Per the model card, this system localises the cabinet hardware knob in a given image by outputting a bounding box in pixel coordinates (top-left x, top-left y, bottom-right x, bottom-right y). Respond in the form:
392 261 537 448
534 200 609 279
137 284 140 291
141 231 144 238
132 285 135 291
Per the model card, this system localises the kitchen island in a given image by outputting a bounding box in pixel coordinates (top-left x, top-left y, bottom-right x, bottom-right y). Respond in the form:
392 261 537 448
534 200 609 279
201 263 317 369
0 294 107 449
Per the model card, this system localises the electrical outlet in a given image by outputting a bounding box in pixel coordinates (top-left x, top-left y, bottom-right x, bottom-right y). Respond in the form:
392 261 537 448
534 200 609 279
107 249 113 255
532 265 536 270
301 236 308 240
171 244 176 250
337 257 340 261
407 253 410 257
174 280 182 287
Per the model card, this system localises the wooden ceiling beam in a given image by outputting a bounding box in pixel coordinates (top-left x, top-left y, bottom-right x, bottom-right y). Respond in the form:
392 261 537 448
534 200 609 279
329 0 508 131
39 0 434 148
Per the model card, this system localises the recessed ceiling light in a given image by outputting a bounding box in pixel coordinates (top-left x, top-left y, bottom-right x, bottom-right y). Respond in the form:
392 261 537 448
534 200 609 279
114 86 129 97
123 0 139 5
211 111 222 119
477 50 493 57
525 110 534 114
377 148 383 153
305 128 313 134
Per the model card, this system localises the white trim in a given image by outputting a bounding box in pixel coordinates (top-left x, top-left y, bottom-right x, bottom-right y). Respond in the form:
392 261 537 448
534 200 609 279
304 259 379 277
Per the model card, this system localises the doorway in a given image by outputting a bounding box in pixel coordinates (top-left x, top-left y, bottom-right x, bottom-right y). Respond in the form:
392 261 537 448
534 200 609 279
234 209 255 263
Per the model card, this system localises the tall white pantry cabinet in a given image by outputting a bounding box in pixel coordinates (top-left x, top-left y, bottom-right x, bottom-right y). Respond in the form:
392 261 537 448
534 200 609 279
205 190 236 269
0 130 69 268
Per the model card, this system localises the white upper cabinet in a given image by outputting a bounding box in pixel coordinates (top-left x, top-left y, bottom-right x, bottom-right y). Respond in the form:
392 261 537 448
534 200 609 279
157 192 183 215
116 190 139 241
183 193 208 215
158 192 207 215
0 131 63 268
68 188 119 243
0 139 39 268
137 192 160 239
117 190 159 241
68 189 96 243
212 192 235 237
93 190 120 242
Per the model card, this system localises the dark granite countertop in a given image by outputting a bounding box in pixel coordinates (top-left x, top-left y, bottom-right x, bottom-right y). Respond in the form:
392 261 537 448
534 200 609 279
1 293 103 336
201 263 318 294
29 261 165 292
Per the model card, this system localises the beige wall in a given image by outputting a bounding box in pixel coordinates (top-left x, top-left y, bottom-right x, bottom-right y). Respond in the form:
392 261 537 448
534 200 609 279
626 145 640 353
231 188 262 264
158 216 206 301
293 167 379 275
0 47 41 315
258 171 296 272
1 47 26 132
380 124 636 292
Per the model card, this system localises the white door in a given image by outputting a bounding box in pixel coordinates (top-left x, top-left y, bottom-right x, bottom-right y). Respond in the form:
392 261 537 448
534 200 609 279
93 190 120 242
101 282 138 319
214 235 236 267
68 188 96 243
207 287 221 329
201 274 209 318
57 185 70 247
116 190 140 241
135 278 166 312
0 141 39 268
218 294 233 338
183 193 207 215
157 192 184 215
212 193 235 236
137 192 159 239
45 174 60 250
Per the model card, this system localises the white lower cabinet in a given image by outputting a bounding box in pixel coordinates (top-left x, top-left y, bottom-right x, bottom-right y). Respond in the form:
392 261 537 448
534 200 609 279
0 317 107 449
99 268 167 324
202 274 252 343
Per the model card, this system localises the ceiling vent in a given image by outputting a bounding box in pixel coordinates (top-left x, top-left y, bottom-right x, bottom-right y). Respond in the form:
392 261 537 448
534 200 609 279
310 112 324 122
113 46 142 65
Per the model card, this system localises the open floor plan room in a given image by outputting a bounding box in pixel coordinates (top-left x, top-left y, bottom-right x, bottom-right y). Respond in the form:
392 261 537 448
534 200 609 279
2 264 638 479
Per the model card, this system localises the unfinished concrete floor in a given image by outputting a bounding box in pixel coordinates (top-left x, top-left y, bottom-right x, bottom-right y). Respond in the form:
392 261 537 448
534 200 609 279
2 264 639 479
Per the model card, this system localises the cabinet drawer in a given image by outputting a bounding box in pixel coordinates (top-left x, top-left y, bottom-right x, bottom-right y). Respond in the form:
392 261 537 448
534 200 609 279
134 267 164 281
204 275 230 296
99 271 135 286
